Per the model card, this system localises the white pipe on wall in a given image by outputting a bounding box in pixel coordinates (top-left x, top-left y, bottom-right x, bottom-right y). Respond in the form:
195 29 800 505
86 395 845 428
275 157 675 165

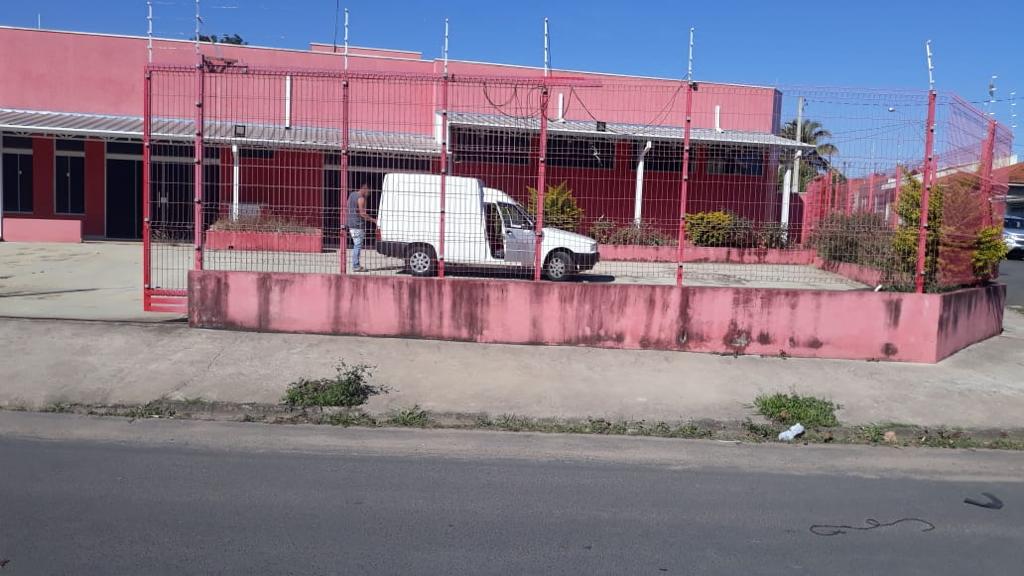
714 105 723 132
557 92 564 122
634 140 653 226
781 168 793 230
231 144 240 221
284 75 292 129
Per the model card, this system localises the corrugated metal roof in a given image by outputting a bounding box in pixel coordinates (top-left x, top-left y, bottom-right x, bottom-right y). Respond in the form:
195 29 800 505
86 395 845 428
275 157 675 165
0 108 439 154
448 111 814 148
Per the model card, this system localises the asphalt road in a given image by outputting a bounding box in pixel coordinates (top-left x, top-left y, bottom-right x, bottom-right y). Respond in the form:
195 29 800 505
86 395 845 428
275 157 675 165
1001 258 1024 307
1 414 1022 575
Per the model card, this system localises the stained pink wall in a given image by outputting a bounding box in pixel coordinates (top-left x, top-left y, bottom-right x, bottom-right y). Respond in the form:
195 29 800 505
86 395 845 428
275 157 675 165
1 218 82 242
188 271 1005 363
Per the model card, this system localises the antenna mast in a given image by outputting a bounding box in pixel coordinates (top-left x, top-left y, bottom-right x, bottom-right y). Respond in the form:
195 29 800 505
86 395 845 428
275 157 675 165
543 17 550 77
194 0 201 55
147 0 153 63
443 18 449 75
925 40 934 91
344 8 349 70
687 27 695 82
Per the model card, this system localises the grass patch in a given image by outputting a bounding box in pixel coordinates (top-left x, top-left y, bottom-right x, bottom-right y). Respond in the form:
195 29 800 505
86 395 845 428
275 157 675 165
742 418 779 440
754 393 839 428
123 401 176 419
283 362 384 408
387 405 431 427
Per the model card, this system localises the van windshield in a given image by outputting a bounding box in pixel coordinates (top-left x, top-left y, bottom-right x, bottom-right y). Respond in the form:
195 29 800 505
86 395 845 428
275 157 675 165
498 202 534 229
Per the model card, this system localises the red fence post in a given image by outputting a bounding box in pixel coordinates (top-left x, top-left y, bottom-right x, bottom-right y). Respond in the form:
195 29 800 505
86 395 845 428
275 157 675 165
891 165 902 227
867 171 876 214
438 74 449 278
142 68 153 311
675 80 695 286
979 119 997 227
532 86 551 281
193 55 205 271
339 73 350 274
915 89 938 293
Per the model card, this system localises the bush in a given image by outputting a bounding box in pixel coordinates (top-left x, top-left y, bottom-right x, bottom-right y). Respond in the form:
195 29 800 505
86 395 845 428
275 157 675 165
283 362 384 407
210 214 318 234
686 211 735 247
810 212 893 266
972 225 1008 281
527 181 583 232
588 217 677 246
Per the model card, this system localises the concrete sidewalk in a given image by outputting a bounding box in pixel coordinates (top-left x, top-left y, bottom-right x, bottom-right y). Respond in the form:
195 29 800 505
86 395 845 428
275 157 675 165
3 312 1023 428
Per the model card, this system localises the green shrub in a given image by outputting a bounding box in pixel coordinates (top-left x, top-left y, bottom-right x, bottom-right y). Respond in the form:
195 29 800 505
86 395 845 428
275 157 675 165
686 211 735 247
972 225 1008 281
754 393 839 428
527 181 583 232
588 217 677 246
283 362 384 408
810 212 893 266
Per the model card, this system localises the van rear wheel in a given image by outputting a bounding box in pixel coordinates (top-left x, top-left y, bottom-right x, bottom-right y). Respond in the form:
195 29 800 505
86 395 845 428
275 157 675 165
544 251 574 281
406 245 437 277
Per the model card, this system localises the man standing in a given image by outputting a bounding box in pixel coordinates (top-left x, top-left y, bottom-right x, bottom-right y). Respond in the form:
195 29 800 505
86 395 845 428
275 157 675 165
347 183 376 272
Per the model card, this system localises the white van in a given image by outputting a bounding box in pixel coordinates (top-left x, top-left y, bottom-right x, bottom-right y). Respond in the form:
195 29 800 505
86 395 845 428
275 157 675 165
376 173 599 281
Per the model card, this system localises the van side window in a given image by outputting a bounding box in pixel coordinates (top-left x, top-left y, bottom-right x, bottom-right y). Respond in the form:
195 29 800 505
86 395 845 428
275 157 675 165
497 202 532 229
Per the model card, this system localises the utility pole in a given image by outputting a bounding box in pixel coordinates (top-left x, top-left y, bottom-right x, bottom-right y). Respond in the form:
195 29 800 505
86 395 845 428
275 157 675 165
147 0 153 63
543 17 550 77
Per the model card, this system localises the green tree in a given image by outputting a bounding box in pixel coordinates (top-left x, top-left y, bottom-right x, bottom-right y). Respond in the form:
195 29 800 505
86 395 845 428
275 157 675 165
779 119 839 190
527 181 583 232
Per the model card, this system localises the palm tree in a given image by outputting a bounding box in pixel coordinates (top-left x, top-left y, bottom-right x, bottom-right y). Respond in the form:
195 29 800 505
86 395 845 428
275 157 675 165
778 119 839 190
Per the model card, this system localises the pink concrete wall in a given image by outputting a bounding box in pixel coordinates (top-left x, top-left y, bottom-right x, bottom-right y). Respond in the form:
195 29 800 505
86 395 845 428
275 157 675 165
935 284 1005 361
188 271 1005 362
599 244 818 264
2 218 82 242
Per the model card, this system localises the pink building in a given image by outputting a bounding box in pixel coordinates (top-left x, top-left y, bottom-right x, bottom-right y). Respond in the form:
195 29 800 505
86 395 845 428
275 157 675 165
0 26 806 242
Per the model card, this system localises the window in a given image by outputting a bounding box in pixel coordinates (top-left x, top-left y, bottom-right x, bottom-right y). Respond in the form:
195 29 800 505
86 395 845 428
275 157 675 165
634 141 698 173
55 155 85 214
452 129 531 165
2 153 33 213
705 146 764 176
56 138 85 152
547 136 615 169
497 202 533 229
107 142 144 155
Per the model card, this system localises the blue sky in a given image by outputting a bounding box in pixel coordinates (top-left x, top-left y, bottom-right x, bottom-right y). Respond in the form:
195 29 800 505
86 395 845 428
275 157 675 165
4 0 1022 141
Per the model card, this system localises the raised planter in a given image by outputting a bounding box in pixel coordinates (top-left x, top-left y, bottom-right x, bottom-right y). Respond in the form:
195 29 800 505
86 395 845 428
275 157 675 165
205 229 322 253
189 270 1006 363
599 243 817 265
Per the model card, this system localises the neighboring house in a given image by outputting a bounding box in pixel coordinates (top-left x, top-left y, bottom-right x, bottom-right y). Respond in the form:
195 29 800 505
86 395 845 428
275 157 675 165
1005 162 1024 218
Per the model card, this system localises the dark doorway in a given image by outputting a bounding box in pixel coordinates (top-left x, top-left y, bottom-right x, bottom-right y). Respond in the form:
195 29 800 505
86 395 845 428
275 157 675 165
106 158 143 239
149 162 221 242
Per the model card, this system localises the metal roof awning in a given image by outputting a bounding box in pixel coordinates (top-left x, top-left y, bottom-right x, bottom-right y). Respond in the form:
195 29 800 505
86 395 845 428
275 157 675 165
0 108 440 155
447 111 815 149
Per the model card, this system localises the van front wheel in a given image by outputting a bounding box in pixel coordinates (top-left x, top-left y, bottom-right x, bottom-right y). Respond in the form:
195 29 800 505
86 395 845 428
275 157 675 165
406 245 437 277
544 251 574 281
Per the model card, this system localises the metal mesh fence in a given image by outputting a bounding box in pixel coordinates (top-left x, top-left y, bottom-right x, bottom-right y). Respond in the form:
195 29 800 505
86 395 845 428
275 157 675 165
143 59 1013 310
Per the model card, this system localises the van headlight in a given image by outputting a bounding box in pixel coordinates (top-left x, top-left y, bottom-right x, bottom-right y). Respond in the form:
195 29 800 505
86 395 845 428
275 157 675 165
590 242 598 253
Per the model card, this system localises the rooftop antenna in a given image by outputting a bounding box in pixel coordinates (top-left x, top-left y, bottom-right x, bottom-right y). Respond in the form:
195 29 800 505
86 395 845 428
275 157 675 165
1011 90 1018 133
443 18 449 75
147 0 153 63
987 75 998 118
343 8 349 70
925 40 935 91
37 13 41 29
543 17 550 77
194 0 202 55
687 26 695 82
332 0 339 54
